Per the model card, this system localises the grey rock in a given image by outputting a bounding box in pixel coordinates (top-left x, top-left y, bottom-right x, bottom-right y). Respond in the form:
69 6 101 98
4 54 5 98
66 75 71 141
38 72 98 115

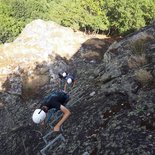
89 91 95 96
1 20 155 155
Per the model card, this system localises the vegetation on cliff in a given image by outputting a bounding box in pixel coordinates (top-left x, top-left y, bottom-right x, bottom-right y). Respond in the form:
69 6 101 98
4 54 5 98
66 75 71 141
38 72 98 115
0 0 155 43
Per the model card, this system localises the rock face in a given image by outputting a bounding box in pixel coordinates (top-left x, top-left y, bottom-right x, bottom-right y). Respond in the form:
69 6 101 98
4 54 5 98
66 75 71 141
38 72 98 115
0 19 107 93
0 19 90 63
1 20 155 155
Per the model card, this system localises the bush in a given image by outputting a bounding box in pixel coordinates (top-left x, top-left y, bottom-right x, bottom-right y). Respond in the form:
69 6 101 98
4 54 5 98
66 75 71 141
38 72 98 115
0 0 155 43
140 0 155 25
128 39 150 68
131 40 147 56
6 0 49 20
134 69 153 85
0 15 25 43
0 0 49 43
128 55 147 69
48 0 109 32
47 0 155 35
104 0 155 35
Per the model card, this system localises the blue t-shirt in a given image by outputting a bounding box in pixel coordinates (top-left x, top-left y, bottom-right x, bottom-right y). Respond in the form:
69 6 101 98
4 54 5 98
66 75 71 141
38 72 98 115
41 91 69 110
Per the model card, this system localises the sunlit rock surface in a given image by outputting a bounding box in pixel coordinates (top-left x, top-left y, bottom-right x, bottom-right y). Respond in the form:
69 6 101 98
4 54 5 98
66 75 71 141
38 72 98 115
0 19 107 93
0 19 91 65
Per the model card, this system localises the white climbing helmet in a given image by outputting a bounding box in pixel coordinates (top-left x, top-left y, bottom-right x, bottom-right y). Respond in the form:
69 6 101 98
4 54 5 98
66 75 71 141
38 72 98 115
62 72 67 77
67 78 72 84
32 109 46 124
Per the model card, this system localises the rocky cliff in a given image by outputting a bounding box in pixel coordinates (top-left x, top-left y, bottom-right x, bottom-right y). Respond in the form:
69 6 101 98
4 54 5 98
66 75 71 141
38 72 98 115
0 20 155 155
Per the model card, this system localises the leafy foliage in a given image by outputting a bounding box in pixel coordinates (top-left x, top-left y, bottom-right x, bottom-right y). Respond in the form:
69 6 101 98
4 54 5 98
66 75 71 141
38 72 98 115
0 14 25 43
47 0 109 32
0 0 155 43
0 0 49 43
7 0 49 20
104 0 155 35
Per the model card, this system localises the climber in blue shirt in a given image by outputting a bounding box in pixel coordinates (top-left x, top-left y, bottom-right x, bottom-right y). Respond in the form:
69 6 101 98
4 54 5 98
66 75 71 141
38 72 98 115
32 91 71 132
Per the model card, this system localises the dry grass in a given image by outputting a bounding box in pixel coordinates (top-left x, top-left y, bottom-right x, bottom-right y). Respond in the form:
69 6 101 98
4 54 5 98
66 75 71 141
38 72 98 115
128 54 147 69
130 38 151 56
81 51 100 60
134 69 153 85
128 39 149 69
131 40 146 56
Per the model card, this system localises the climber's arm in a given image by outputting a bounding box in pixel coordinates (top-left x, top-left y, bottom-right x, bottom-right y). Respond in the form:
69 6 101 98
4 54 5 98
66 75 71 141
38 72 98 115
54 105 71 131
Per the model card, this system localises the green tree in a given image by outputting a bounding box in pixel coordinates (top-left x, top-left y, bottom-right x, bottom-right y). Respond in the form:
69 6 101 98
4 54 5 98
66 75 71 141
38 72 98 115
0 0 155 43
104 0 155 35
48 0 109 33
0 14 24 43
140 0 155 24
6 0 49 21
0 0 49 43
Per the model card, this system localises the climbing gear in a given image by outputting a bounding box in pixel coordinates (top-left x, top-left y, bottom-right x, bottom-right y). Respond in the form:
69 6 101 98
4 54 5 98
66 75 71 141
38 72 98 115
41 132 65 154
32 109 46 124
58 71 76 92
67 78 72 84
38 73 74 154
58 72 75 83
41 91 69 127
58 72 67 80
62 72 67 77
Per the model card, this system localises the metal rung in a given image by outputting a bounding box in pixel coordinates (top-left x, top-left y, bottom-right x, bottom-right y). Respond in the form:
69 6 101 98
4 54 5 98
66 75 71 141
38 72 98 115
68 82 85 93
68 95 84 106
68 98 82 107
69 87 82 95
68 92 84 104
68 93 89 107
49 113 63 128
53 143 65 153
71 91 84 98
40 134 65 155
43 132 53 144
70 88 84 96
